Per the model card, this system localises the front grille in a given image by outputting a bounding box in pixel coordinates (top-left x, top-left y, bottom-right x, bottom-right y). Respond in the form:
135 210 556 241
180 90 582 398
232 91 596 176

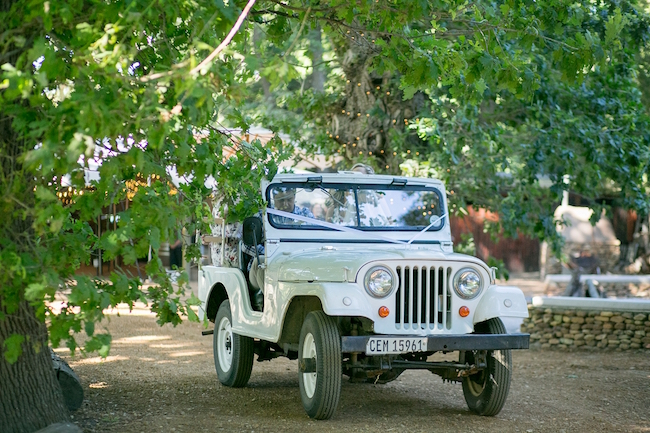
394 265 452 330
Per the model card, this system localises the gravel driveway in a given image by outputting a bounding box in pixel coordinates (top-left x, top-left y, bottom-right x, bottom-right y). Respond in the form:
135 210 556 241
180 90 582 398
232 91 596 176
63 311 650 433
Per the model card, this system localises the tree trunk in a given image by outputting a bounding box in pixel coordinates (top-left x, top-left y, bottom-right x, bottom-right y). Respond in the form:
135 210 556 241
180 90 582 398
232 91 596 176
0 0 71 423
0 301 70 432
328 32 427 169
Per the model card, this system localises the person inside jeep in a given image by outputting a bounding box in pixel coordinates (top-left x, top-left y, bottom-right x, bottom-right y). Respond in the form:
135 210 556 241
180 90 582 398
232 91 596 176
270 187 314 224
322 164 364 224
246 188 314 298
324 163 392 226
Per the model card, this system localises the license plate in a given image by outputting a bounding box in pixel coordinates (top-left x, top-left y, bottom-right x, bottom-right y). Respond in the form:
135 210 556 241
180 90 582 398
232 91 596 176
365 337 428 355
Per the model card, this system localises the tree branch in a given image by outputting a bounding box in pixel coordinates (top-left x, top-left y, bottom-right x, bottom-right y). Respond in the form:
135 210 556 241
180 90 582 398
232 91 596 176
189 0 257 76
251 8 296 19
140 0 257 82
282 6 311 59
266 0 339 13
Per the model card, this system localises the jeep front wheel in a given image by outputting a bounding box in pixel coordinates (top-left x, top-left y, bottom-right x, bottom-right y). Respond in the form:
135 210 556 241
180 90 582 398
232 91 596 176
213 300 254 387
298 311 342 420
460 317 512 416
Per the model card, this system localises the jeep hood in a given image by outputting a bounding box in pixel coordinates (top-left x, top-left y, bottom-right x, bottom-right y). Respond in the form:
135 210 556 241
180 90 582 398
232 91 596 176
273 247 483 283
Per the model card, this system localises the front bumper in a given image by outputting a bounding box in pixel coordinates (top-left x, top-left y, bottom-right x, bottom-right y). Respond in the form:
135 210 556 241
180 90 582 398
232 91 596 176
341 333 530 353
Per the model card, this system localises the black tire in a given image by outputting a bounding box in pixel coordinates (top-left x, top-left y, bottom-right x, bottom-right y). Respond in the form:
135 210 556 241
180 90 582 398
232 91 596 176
298 311 342 420
460 318 512 416
213 300 254 387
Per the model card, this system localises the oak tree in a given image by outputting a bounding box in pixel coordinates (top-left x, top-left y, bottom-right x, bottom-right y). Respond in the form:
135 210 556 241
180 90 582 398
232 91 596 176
1 0 648 431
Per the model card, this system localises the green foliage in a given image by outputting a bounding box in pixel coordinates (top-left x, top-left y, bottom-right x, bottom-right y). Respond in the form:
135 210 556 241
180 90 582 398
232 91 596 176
409 54 650 251
454 233 476 256
0 0 289 361
246 0 650 255
454 233 509 280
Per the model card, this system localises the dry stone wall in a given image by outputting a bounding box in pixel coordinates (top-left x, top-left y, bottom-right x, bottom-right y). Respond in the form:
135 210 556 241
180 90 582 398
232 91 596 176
522 306 650 351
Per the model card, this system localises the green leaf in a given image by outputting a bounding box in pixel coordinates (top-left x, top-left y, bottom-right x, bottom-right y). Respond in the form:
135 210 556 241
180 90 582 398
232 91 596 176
401 85 417 100
84 320 95 337
3 334 25 364
25 283 46 301
474 78 487 95
186 306 199 322
85 334 112 358
605 9 626 46
35 187 57 202
186 293 202 306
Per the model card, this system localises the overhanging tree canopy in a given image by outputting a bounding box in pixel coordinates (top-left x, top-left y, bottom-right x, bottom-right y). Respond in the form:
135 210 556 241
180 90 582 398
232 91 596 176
244 0 650 249
1 0 649 431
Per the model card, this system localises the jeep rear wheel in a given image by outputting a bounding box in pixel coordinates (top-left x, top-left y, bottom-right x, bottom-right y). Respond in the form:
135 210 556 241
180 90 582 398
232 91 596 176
460 317 512 416
298 311 342 420
213 300 254 387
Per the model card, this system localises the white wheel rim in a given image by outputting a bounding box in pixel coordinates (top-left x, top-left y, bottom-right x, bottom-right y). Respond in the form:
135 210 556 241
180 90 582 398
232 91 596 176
302 332 317 399
217 316 233 373
464 351 486 396
467 373 486 396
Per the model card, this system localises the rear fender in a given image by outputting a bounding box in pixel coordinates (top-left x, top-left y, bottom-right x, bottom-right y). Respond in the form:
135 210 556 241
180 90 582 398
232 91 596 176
199 266 254 323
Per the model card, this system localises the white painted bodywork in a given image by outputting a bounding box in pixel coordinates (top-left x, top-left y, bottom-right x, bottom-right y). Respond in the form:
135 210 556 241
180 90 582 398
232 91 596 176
473 286 529 324
198 173 529 342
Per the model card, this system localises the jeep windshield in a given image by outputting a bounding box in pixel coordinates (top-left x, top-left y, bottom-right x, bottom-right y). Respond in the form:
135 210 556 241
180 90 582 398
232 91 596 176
267 183 444 231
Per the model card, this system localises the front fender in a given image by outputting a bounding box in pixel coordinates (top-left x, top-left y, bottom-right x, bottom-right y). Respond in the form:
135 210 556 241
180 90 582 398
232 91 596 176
273 281 374 325
317 282 374 319
473 285 529 324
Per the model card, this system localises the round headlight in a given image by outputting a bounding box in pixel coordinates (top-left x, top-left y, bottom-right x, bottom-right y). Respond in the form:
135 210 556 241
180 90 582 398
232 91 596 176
453 268 483 299
364 266 395 298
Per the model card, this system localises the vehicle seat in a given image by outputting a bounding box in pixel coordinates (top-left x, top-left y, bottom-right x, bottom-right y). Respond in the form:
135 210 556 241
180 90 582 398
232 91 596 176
249 256 265 290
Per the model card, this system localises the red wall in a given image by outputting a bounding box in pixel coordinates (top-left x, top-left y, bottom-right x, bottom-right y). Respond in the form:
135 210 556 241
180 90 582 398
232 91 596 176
450 208 541 273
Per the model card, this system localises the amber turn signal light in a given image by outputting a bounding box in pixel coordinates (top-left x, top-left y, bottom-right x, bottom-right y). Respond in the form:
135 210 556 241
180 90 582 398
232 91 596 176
378 306 390 318
459 306 470 317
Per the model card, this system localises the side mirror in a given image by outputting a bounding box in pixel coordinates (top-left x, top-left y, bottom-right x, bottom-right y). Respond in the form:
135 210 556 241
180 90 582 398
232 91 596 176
242 216 263 247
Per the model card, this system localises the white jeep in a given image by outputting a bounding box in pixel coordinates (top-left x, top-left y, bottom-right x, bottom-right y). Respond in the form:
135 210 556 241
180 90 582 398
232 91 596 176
198 172 529 420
